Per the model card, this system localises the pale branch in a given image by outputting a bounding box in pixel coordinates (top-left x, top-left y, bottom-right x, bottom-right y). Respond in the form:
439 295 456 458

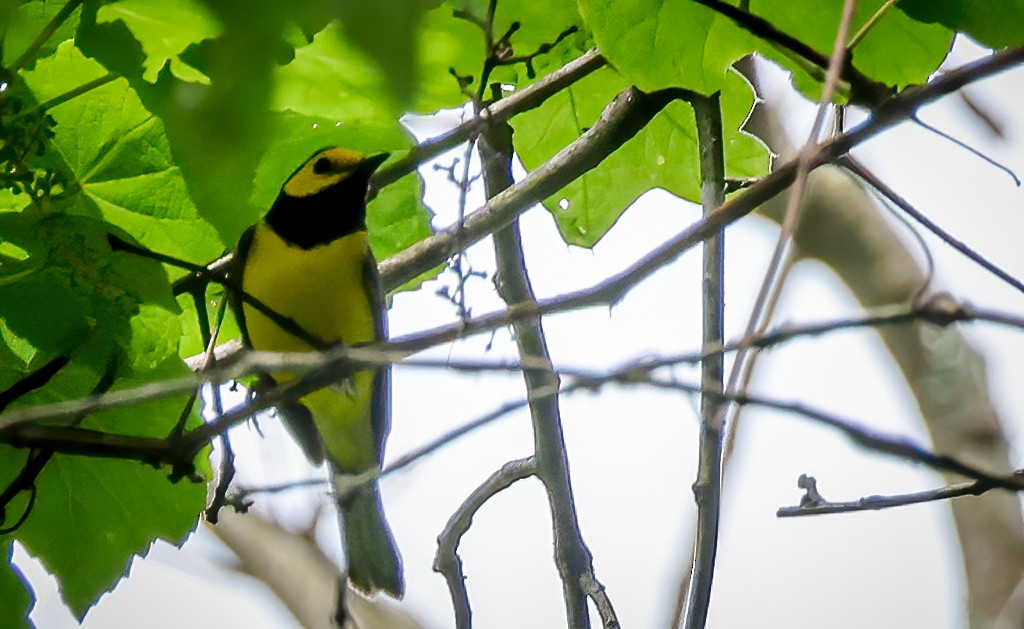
682 91 727 629
4 294 1024 441
379 84 698 291
777 473 999 517
579 572 619 629
433 457 537 629
5 339 1024 505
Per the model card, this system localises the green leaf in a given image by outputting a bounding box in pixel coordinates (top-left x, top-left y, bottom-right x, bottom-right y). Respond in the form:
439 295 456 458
1 348 207 619
578 0 757 93
0 212 179 363
751 0 953 89
897 0 1024 49
334 1 439 107
2 0 82 69
17 442 204 619
0 542 33 629
75 0 148 80
136 0 291 244
368 168 434 262
514 66 767 246
20 40 224 262
95 0 220 82
272 21 405 123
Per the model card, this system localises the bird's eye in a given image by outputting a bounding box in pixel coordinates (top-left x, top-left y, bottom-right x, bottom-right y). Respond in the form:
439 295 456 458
313 157 333 174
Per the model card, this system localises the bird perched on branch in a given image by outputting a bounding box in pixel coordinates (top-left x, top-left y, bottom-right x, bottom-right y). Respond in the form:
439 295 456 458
232 147 403 610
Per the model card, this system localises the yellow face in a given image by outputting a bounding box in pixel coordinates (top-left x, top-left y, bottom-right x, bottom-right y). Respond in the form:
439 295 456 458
283 147 368 198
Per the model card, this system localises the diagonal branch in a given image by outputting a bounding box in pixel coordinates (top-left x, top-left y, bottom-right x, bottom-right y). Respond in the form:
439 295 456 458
372 49 607 191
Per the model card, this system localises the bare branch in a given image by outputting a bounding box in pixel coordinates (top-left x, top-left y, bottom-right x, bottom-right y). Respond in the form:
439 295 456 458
842 157 1024 296
777 474 998 517
479 113 610 627
682 91 727 629
371 49 607 190
433 458 536 628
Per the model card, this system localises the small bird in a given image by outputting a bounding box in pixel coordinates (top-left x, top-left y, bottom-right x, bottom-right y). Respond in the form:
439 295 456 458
232 148 403 601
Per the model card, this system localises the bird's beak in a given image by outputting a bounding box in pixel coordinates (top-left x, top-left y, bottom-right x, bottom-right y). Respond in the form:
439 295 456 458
361 153 390 175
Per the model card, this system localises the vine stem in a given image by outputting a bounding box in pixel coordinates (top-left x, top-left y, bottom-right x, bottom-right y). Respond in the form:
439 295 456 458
8 0 83 73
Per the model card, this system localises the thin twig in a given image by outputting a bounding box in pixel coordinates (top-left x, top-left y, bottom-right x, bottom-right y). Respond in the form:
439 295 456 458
29 72 119 113
371 49 607 191
777 474 997 517
842 157 1024 296
911 115 1020 186
846 0 898 49
3 289 1023 439
7 332 1024 503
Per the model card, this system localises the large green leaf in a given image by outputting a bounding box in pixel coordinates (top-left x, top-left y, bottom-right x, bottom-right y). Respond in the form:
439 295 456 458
334 0 441 108
16 371 206 618
95 0 220 82
0 343 206 619
898 0 1024 49
514 66 767 246
578 0 757 94
20 40 223 263
272 21 407 124
2 0 81 69
0 542 32 629
750 0 953 90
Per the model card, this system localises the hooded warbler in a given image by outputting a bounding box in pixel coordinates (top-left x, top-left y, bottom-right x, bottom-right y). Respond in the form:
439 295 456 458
233 148 403 599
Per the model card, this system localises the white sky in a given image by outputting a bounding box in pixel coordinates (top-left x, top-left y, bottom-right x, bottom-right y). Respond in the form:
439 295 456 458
20 37 1024 628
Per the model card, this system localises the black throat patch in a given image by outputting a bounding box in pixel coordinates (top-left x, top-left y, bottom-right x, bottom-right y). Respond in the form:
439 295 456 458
265 170 373 249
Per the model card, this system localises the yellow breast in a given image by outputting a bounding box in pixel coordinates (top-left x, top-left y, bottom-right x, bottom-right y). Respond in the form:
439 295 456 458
241 222 380 469
242 223 377 351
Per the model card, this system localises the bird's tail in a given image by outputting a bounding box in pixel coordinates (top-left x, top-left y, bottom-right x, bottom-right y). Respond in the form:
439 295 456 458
337 476 404 599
